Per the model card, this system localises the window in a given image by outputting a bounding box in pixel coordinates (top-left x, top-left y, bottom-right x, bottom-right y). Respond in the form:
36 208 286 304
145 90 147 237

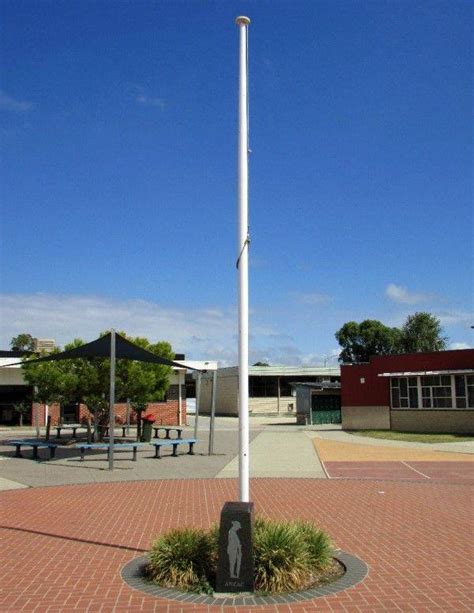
391 377 418 408
455 375 474 409
420 376 452 408
249 376 278 398
390 374 473 410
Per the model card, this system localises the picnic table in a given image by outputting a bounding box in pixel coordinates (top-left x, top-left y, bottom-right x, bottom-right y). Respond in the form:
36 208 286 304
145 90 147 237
98 425 183 439
153 426 183 439
55 423 87 439
76 442 148 461
151 438 196 458
7 439 58 460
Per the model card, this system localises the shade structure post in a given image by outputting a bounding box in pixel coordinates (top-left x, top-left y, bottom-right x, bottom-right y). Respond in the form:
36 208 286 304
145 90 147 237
194 372 201 440
108 329 116 471
34 386 40 439
236 15 250 503
178 373 182 426
208 369 217 455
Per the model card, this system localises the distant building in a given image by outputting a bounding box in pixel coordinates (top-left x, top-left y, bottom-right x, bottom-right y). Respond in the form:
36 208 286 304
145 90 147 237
341 349 474 433
33 338 56 352
0 349 191 427
198 365 341 416
0 351 32 425
290 381 341 425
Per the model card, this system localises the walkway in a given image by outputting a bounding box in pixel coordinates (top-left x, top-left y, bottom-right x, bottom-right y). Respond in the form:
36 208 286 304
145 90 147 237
1 420 473 611
2 478 472 612
216 430 326 478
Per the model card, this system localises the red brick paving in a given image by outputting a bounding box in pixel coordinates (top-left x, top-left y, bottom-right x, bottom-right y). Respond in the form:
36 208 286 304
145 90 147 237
1 478 473 611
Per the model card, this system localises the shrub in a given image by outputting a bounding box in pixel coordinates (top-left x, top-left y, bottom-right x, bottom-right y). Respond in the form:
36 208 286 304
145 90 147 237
293 520 332 569
253 518 310 593
145 518 333 595
146 527 217 593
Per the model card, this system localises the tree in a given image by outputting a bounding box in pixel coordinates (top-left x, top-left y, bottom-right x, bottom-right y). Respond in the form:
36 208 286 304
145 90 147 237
22 348 66 405
10 333 35 352
13 401 31 427
400 312 447 353
335 320 402 363
21 332 175 439
253 361 269 367
335 312 448 362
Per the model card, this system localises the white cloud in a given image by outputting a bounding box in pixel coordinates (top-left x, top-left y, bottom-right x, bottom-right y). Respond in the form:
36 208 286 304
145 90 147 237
385 283 432 305
0 293 232 359
291 292 332 306
449 342 472 350
136 94 165 109
0 293 342 367
2 293 326 367
0 90 33 112
437 310 474 327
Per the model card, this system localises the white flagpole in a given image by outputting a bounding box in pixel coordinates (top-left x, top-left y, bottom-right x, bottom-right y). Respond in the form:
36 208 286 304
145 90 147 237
236 15 250 503
108 329 116 471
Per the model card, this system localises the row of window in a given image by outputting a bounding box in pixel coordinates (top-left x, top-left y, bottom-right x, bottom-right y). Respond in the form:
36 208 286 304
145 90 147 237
249 376 339 398
391 374 474 409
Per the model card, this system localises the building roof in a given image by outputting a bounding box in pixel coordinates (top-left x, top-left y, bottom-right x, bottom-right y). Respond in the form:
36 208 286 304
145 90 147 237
207 365 340 378
290 381 341 389
0 350 31 358
378 369 474 377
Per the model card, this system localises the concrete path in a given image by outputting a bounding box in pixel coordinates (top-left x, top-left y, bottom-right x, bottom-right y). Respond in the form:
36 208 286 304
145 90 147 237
0 476 29 490
216 430 326 478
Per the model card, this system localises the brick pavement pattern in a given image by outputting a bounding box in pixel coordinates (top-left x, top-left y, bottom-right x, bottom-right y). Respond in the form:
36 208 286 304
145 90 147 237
1 478 473 612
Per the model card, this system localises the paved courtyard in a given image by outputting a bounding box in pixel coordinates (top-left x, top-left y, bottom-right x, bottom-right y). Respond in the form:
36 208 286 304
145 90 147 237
1 418 473 611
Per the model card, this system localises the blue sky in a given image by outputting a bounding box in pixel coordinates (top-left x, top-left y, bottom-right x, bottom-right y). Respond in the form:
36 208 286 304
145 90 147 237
1 0 472 364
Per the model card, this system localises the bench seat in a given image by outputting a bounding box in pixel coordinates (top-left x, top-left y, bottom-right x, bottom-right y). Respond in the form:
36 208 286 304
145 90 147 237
7 439 58 461
76 442 149 461
151 438 197 458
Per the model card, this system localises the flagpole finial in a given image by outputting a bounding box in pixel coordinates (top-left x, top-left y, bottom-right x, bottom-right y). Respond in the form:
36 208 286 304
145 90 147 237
235 16 250 26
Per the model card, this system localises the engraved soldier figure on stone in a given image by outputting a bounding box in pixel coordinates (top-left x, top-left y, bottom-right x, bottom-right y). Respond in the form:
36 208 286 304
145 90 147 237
227 520 242 578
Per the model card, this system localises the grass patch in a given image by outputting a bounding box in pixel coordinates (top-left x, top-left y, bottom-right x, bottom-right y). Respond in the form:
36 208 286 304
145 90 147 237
347 430 474 443
144 517 339 595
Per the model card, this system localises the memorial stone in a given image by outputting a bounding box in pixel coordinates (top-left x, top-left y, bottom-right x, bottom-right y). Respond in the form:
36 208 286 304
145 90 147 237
216 501 254 593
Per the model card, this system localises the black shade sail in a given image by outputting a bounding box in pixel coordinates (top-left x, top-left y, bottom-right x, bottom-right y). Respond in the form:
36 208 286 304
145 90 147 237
3 332 202 371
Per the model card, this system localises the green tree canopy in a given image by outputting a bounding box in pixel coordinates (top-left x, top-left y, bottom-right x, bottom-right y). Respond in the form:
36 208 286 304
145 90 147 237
10 333 35 352
335 312 448 362
400 312 447 353
21 332 175 413
335 320 402 363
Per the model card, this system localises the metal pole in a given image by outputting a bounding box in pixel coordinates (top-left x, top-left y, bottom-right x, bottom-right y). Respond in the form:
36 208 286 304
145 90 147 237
34 386 40 438
236 15 250 503
126 397 130 435
108 330 116 471
193 372 201 440
208 369 217 455
178 373 182 427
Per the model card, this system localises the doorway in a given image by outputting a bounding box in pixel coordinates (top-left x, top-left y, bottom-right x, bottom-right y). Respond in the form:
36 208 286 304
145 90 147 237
311 394 341 425
61 402 79 424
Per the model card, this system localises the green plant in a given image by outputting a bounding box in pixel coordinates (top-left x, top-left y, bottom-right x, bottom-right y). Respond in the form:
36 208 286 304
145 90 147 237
146 527 217 593
145 518 334 595
293 520 332 569
253 518 310 593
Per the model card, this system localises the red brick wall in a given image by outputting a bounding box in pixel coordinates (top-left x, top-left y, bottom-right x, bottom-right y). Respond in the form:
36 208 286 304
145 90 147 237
35 393 187 426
